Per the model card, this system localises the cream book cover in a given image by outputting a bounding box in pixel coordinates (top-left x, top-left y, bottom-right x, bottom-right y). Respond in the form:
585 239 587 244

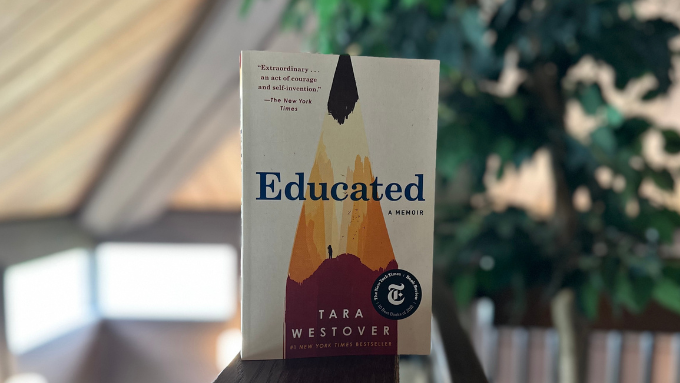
240 51 439 360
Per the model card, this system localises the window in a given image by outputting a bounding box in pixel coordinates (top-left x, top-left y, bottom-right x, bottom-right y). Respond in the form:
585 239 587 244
5 249 93 354
96 243 237 321
4 243 238 354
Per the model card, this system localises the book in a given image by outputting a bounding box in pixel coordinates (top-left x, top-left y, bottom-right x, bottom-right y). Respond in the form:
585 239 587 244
240 51 439 360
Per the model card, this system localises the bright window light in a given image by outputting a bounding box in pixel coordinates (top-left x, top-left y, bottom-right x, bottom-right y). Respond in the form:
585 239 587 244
216 329 242 369
96 243 237 321
5 373 48 383
5 249 93 355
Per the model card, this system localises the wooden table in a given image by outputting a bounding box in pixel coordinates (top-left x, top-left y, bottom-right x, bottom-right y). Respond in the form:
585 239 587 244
215 355 398 383
216 273 488 383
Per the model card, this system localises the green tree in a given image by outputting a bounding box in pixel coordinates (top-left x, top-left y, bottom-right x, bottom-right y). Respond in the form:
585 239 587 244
280 0 680 380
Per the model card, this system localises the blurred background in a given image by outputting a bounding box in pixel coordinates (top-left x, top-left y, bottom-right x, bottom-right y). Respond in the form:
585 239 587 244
3 0 680 382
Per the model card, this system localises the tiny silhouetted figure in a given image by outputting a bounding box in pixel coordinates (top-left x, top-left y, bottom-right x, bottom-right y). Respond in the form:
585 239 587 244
327 245 333 259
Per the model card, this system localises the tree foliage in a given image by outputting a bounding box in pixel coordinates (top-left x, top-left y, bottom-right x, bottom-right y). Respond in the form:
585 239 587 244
282 0 680 320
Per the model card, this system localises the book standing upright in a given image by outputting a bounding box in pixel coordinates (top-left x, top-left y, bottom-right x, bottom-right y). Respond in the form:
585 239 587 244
241 51 439 360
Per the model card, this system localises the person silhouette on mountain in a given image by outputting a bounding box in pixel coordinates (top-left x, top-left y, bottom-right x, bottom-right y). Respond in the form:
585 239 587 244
327 245 333 259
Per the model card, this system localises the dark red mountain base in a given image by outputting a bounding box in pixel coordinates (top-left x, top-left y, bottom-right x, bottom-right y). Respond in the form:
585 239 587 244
285 253 398 358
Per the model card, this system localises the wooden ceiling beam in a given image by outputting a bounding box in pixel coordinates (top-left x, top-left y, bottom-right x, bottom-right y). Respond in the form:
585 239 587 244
79 0 288 235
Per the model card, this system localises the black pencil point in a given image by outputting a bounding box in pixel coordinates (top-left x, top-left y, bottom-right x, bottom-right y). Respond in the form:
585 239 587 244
327 54 359 125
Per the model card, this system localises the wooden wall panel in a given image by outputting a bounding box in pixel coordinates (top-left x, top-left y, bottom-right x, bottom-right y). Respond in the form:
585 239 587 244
170 116 242 211
0 0 47 39
0 0 208 221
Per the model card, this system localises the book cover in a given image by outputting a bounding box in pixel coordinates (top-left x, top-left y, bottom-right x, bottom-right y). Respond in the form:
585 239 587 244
240 51 439 360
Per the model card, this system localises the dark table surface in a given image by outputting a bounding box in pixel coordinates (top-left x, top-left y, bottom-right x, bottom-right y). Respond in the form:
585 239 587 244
215 354 398 383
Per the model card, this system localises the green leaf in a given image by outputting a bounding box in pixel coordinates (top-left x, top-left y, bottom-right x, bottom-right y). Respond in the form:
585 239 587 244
512 147 534 168
601 257 620 292
578 84 605 115
614 118 651 152
634 206 680 243
605 106 624 128
504 97 526 123
591 127 616 155
648 169 675 191
653 278 680 315
453 272 476 308
316 0 341 24
661 129 680 154
494 137 514 179
615 271 641 313
433 25 464 69
579 275 600 319
240 0 253 16
612 270 655 314
436 123 474 178
399 0 421 9
662 265 680 283
630 275 655 311
642 89 662 101
424 0 446 16
494 137 514 163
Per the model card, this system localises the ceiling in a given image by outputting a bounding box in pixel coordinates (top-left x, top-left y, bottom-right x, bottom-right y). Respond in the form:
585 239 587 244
171 127 242 211
4 0 680 227
0 0 211 221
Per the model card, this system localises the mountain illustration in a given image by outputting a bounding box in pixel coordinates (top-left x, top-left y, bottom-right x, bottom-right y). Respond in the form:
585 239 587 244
286 254 398 358
285 55 399 358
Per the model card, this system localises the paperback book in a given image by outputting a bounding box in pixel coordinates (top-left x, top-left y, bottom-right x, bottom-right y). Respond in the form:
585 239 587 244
241 51 439 360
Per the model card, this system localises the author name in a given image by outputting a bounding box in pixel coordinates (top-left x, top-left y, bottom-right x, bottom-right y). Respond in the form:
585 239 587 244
290 309 391 339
